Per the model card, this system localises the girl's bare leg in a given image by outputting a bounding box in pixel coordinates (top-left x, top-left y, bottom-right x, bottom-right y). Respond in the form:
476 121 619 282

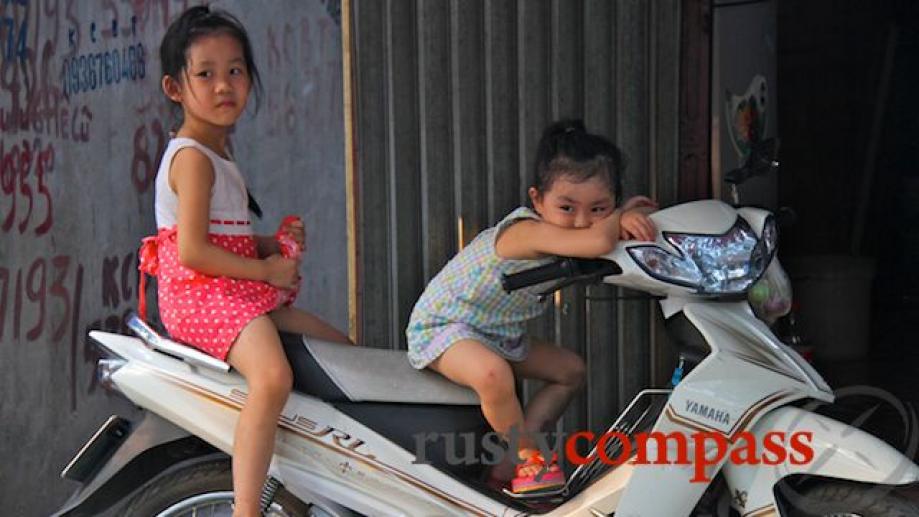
270 305 353 344
429 340 530 480
429 340 525 439
511 340 586 434
225 315 293 517
507 340 585 477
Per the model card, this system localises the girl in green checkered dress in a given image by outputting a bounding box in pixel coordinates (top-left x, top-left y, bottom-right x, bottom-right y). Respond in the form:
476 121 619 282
406 120 658 493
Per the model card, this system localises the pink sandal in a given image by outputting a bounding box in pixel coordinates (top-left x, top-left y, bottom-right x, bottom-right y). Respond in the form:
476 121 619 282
511 450 566 494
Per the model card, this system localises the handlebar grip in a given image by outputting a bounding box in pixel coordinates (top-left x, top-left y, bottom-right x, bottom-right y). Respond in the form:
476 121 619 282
501 259 574 292
502 258 623 293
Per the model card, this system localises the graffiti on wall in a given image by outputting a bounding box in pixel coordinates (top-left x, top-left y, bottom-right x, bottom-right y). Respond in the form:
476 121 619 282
0 255 82 344
263 15 340 136
1 0 341 410
1 137 54 235
0 2 344 513
82 251 137 399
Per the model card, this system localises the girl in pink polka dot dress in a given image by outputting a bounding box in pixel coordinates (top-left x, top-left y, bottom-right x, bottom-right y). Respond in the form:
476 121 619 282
138 7 352 517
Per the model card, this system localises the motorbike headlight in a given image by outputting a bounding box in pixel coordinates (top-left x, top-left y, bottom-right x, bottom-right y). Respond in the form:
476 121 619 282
627 217 774 295
626 246 704 288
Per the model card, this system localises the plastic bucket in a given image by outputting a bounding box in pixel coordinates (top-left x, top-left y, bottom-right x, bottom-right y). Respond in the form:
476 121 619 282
784 255 875 361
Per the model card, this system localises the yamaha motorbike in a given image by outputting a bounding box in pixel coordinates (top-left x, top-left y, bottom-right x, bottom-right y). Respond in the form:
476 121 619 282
54 140 919 516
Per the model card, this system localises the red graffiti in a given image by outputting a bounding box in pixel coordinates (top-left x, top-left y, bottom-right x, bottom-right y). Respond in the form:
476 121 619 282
42 0 62 53
49 254 71 341
0 255 82 344
87 251 141 397
131 118 166 194
101 251 136 308
0 99 93 142
128 0 191 35
0 138 54 235
263 17 340 136
25 257 46 340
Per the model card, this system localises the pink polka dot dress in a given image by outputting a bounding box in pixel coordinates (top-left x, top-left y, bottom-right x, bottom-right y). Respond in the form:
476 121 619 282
138 137 296 361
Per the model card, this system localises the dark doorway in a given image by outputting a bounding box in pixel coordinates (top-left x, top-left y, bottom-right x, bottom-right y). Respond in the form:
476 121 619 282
777 0 919 466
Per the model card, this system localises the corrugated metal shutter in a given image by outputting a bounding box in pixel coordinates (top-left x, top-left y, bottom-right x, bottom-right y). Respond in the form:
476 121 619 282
348 0 680 435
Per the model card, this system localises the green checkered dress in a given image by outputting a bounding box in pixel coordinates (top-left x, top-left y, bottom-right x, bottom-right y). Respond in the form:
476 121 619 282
406 207 553 369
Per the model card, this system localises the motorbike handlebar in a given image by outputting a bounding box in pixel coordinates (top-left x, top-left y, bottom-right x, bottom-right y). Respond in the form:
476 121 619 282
501 258 622 293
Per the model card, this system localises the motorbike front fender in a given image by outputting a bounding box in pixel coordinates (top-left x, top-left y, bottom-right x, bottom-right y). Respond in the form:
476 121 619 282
53 411 215 517
722 405 919 516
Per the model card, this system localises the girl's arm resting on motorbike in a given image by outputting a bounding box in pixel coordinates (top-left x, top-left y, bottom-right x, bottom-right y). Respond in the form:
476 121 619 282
171 148 296 289
495 209 624 260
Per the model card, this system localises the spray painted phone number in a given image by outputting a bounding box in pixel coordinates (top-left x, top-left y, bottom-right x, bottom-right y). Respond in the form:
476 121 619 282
61 43 146 96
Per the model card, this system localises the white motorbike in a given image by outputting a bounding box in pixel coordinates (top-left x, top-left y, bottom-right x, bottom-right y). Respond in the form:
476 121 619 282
55 143 919 517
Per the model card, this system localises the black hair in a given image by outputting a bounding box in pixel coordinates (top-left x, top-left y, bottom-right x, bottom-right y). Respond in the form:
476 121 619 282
159 5 263 111
532 119 624 205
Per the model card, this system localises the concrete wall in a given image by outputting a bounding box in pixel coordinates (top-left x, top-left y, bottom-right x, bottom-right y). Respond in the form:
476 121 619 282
0 1 346 514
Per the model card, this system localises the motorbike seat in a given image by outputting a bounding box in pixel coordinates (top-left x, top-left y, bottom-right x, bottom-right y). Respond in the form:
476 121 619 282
281 333 479 406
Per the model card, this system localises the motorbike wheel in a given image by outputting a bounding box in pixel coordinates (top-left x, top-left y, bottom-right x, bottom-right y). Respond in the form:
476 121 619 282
782 480 919 517
123 458 313 516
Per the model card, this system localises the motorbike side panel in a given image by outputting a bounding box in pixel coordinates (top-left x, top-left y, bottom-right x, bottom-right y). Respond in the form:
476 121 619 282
609 394 800 517
611 302 832 517
683 302 832 397
722 405 919 516
93 331 513 516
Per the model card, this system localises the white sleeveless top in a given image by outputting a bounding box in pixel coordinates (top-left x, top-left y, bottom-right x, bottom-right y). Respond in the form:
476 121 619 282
154 137 253 236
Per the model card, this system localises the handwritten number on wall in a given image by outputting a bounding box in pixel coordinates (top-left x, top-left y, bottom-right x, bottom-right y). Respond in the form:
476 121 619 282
26 258 45 341
1 143 15 232
51 256 72 342
132 119 165 194
34 143 53 234
1 16 28 64
0 140 55 235
0 256 82 344
17 139 33 234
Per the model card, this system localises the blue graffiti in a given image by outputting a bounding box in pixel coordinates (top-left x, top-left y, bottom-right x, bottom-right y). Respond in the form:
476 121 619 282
1 16 28 64
81 16 138 47
61 44 146 96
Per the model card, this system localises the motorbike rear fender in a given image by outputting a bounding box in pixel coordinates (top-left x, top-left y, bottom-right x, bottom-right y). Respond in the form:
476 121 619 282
722 405 919 516
53 411 218 517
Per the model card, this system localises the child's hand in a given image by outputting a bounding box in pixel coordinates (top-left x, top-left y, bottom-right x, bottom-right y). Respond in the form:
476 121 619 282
621 195 658 213
264 254 300 289
620 209 657 241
